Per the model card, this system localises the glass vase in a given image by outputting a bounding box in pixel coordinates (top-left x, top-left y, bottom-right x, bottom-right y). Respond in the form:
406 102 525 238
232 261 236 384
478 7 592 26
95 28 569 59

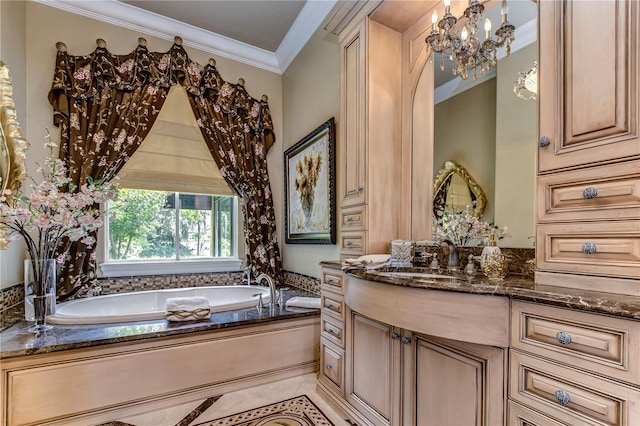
24 259 57 333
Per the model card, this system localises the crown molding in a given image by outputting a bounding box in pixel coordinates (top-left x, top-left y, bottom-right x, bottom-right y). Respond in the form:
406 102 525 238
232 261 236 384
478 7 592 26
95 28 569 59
276 0 338 73
34 0 335 74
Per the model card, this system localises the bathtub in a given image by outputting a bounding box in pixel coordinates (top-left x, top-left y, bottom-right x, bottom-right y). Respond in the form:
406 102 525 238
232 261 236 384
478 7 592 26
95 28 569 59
48 285 271 325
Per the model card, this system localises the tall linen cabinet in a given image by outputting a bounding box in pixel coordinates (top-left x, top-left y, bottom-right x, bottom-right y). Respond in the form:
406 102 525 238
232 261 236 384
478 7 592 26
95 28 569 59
336 11 403 258
535 0 640 296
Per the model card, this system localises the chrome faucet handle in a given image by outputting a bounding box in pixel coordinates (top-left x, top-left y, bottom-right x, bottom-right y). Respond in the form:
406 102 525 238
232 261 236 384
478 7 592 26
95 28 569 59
252 293 264 310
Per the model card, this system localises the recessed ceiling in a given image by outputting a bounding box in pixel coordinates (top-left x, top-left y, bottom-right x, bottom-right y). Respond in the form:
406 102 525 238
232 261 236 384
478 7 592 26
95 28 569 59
36 0 338 74
120 1 307 52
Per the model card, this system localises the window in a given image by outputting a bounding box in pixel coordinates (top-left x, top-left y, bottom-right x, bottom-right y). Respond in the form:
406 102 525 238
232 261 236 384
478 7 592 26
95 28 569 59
101 189 241 277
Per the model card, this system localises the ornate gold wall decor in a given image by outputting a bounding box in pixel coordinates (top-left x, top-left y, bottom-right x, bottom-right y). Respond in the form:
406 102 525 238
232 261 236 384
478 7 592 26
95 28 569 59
0 61 29 249
433 160 486 218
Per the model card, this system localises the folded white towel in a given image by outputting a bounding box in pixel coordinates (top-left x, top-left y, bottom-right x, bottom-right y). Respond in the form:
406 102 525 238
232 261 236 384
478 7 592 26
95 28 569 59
342 254 391 266
342 254 391 271
165 297 211 322
285 296 321 310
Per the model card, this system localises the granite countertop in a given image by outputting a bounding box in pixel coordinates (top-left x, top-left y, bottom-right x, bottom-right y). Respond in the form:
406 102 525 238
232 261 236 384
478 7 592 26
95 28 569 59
0 289 320 359
321 261 640 320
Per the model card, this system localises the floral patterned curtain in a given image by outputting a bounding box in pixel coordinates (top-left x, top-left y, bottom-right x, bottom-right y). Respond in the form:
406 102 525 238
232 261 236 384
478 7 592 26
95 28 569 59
186 67 282 280
48 37 282 297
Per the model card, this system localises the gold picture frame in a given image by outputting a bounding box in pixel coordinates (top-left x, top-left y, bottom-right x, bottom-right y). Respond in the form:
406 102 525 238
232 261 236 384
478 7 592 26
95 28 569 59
0 61 29 249
433 160 486 218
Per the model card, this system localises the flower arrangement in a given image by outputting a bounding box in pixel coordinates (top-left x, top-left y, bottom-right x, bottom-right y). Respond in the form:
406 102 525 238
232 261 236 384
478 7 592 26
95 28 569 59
0 132 119 288
294 152 322 226
433 204 508 247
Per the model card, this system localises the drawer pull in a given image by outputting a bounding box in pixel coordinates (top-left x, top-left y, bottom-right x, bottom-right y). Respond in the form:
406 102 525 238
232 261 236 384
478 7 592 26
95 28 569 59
326 364 333 370
346 216 354 222
556 331 572 345
583 187 598 199
391 332 400 340
538 136 551 147
326 302 341 313
582 242 598 254
554 389 571 405
326 327 340 337
401 336 412 344
345 241 353 247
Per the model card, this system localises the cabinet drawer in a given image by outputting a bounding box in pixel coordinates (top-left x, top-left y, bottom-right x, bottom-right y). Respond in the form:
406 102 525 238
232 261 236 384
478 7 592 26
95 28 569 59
537 161 640 222
508 400 570 426
509 351 640 426
511 301 640 386
321 292 345 321
321 315 345 348
536 222 640 278
321 270 344 294
340 205 367 231
320 339 344 392
340 231 366 256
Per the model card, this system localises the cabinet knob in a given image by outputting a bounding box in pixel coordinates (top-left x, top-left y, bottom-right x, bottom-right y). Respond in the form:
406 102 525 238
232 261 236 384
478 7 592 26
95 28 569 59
326 364 333 370
346 216 353 222
554 390 571 405
556 331 572 345
538 136 551 147
583 187 598 199
401 336 412 344
582 242 597 255
345 241 353 247
358 186 364 192
391 332 399 340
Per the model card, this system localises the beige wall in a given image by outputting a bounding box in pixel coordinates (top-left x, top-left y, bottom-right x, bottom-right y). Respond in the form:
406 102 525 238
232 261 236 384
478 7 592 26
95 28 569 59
0 0 28 290
281 28 340 278
0 2 285 289
495 43 537 248
434 79 497 223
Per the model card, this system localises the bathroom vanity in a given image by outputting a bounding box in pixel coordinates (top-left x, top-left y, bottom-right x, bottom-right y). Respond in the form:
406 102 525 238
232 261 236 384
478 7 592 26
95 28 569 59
317 265 640 426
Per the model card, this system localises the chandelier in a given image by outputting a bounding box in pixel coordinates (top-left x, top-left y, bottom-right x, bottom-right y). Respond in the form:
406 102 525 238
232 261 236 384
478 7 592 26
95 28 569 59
514 61 537 100
426 0 516 80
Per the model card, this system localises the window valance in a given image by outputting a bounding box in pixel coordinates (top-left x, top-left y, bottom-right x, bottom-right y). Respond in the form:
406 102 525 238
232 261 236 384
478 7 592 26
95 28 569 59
48 36 275 150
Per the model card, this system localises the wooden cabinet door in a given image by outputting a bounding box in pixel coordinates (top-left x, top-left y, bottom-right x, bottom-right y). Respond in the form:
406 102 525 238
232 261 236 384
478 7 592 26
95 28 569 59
347 312 397 426
339 21 366 207
538 0 640 173
413 335 506 426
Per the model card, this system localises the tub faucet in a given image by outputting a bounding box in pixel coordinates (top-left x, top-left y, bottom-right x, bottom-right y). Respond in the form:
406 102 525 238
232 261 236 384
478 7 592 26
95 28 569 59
441 239 459 271
243 265 252 286
256 273 277 306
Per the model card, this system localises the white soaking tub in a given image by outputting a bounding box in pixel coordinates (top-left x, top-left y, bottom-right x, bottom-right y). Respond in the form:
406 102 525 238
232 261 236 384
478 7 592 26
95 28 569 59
48 285 271 325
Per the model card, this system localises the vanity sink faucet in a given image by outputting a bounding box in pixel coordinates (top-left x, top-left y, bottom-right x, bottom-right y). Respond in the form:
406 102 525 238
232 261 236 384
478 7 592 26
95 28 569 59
441 239 459 271
256 273 278 307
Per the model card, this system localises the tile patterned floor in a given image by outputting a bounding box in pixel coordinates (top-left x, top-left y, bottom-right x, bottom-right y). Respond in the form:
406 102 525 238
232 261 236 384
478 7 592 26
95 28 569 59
105 374 350 426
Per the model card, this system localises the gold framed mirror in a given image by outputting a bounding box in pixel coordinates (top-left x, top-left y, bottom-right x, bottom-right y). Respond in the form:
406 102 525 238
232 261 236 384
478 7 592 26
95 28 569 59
0 61 29 249
433 160 486 218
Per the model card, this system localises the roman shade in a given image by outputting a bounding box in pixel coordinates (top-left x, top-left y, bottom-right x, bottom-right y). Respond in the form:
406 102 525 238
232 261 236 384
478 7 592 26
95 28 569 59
117 85 234 195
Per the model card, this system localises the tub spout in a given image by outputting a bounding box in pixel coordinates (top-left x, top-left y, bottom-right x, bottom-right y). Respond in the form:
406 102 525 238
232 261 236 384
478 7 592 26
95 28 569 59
256 273 277 306
243 265 252 286
441 239 459 271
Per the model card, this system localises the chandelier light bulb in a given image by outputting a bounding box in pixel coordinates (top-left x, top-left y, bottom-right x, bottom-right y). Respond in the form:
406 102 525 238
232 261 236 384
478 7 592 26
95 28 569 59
432 10 438 29
501 0 509 21
484 18 491 38
444 0 451 11
461 27 468 41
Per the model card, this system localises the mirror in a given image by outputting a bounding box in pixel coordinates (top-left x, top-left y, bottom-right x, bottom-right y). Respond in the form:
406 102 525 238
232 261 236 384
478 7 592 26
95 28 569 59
0 61 29 249
430 1 537 247
433 160 486 218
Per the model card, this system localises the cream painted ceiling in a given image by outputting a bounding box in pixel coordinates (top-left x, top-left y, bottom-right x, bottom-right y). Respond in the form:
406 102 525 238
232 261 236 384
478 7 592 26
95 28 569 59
120 1 307 52
38 0 337 74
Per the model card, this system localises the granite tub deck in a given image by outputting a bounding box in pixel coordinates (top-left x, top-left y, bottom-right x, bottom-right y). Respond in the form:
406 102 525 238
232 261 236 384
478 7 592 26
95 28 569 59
0 288 319 359
323 262 640 320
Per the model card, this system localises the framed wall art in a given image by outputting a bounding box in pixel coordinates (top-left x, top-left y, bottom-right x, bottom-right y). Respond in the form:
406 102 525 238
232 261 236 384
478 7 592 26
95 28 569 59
284 117 336 244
